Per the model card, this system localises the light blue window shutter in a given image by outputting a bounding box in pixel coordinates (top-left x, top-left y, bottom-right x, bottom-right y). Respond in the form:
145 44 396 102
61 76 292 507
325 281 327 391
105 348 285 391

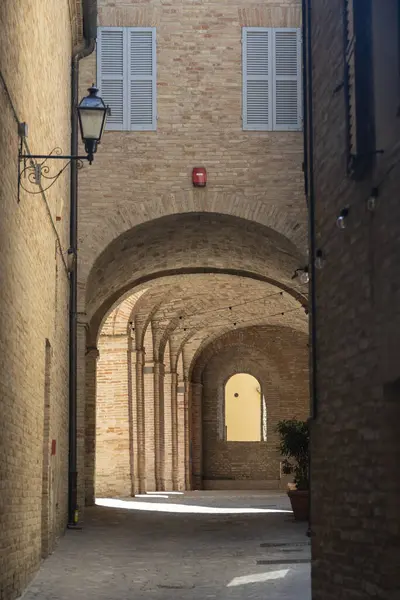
97 27 127 130
243 28 272 130
272 28 302 131
128 28 157 131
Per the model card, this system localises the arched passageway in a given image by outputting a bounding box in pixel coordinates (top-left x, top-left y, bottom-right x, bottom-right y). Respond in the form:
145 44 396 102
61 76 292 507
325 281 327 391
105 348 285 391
79 213 309 506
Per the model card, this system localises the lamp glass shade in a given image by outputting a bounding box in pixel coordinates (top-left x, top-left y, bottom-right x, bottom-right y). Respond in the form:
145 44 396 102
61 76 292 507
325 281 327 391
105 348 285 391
77 86 108 143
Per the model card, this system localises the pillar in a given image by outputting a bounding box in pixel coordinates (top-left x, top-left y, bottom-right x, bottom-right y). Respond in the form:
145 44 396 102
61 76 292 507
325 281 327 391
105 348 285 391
176 377 186 490
84 345 99 506
164 368 174 490
191 382 203 490
144 359 156 491
135 349 147 493
183 380 193 490
154 361 165 490
127 335 137 497
96 333 131 497
77 320 88 514
171 371 180 490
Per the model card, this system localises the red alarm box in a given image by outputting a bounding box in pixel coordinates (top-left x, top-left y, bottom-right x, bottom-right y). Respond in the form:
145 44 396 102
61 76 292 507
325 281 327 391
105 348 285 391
192 167 207 187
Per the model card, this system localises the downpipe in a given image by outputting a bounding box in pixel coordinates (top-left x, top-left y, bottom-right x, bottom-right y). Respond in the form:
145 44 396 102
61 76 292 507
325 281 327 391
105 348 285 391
68 1 97 528
302 0 317 537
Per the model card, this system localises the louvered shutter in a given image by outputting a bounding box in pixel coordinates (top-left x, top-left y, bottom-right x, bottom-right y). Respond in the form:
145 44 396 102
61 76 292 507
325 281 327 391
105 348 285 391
243 28 273 130
344 0 375 178
272 29 302 131
128 28 157 130
344 1 358 158
97 28 126 130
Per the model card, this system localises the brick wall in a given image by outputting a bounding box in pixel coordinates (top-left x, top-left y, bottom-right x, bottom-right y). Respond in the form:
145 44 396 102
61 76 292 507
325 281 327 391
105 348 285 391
307 0 400 597
0 2 81 598
77 0 306 299
192 326 309 489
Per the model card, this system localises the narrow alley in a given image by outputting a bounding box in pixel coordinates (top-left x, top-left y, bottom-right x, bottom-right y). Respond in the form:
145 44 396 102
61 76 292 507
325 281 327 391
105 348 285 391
1 1 400 599
22 493 310 600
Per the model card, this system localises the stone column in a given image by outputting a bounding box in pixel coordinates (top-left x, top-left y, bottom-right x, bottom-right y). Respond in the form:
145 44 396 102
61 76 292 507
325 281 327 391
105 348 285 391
154 361 165 490
96 333 131 497
185 379 192 490
77 320 88 515
84 345 99 506
135 349 147 493
171 371 180 490
164 368 174 490
176 377 186 490
191 382 203 490
127 335 136 497
144 360 156 491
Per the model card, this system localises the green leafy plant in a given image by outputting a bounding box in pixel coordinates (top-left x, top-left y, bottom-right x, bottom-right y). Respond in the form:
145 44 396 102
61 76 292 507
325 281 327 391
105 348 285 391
276 419 309 491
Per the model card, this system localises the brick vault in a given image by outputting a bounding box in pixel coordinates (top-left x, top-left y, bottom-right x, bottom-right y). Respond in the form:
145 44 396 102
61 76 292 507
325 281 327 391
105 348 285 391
80 213 310 506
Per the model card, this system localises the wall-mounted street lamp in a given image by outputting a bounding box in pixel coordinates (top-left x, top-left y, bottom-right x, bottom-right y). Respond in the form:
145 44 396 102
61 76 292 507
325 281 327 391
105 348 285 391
292 265 310 285
18 86 109 196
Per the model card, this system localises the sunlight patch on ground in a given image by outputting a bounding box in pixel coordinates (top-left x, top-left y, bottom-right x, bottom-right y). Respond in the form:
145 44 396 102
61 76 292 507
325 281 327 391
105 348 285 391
135 494 170 499
227 569 289 587
96 498 292 514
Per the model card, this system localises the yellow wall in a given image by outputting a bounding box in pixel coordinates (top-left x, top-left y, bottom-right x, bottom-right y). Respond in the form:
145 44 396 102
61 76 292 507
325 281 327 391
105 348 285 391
225 373 261 441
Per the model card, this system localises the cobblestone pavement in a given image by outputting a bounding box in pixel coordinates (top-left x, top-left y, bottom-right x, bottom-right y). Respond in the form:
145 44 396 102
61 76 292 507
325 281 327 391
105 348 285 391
21 492 311 600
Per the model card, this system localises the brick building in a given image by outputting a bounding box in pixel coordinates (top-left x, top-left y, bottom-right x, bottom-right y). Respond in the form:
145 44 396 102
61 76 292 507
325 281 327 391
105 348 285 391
303 0 400 597
0 2 96 599
1 1 310 598
77 0 309 503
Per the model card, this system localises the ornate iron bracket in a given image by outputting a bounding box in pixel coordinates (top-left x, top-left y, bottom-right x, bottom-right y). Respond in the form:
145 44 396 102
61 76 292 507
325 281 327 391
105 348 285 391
18 142 90 200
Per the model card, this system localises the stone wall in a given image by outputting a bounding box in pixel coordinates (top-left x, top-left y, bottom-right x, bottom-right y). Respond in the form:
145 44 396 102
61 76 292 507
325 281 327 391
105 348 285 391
0 2 82 598
307 0 400 597
193 326 309 489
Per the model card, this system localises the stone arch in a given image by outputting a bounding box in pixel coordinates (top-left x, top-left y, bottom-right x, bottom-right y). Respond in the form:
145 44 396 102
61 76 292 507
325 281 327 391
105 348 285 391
84 213 307 335
78 195 308 294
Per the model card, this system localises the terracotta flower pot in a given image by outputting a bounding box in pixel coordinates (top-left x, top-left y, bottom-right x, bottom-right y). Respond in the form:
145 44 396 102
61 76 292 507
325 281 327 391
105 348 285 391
287 489 309 521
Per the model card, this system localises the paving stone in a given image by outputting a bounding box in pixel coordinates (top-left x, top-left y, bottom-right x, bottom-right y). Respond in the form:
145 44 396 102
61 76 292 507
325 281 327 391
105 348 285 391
21 493 310 600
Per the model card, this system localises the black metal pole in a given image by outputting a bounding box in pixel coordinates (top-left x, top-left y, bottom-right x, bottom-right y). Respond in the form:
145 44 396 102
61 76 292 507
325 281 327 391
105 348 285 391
302 0 317 537
68 35 96 527
68 53 80 527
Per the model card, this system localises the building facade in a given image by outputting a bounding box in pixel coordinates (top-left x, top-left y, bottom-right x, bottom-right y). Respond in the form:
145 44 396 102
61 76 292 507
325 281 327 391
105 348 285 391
77 0 309 505
304 0 400 597
0 2 95 599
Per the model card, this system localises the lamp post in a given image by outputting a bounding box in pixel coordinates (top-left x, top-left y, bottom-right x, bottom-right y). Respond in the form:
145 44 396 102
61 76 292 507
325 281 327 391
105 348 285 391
77 85 108 164
17 85 108 526
18 85 108 194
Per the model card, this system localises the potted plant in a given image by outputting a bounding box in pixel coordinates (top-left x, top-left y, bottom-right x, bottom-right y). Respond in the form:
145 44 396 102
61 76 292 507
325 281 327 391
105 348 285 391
276 419 309 521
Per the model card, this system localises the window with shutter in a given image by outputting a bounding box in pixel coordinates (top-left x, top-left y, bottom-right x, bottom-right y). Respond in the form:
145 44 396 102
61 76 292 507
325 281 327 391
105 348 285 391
129 29 157 130
243 27 302 131
273 29 302 131
344 0 375 178
97 27 157 131
243 28 272 130
97 28 125 130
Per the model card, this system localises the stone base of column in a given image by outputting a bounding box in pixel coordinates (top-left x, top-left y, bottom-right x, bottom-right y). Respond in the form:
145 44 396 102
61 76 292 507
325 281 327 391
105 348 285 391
163 479 173 491
147 480 157 492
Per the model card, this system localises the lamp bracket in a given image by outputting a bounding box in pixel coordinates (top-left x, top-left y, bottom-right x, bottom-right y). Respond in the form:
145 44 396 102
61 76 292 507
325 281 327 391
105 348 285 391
18 145 88 199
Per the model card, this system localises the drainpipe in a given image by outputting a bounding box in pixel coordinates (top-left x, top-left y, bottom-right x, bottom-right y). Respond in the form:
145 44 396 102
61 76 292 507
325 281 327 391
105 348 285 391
303 0 317 419
302 0 317 537
68 0 97 527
